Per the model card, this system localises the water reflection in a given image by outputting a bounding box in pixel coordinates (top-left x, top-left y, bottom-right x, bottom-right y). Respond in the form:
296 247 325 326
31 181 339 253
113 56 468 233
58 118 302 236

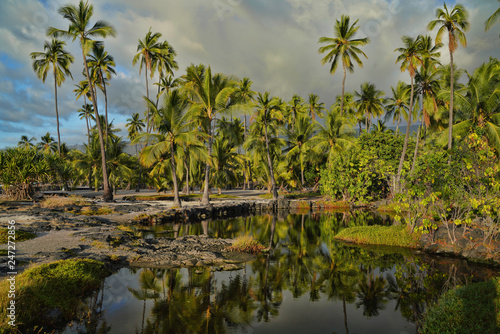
63 213 499 334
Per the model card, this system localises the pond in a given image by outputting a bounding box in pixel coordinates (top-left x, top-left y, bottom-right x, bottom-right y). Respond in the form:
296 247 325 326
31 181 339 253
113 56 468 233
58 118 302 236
62 212 499 334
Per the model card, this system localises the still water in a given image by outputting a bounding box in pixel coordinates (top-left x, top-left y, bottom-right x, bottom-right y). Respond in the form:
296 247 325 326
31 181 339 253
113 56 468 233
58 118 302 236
63 212 499 334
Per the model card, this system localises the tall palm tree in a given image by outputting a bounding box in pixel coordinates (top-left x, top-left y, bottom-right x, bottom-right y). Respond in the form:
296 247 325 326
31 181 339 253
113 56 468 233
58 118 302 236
183 65 239 205
126 113 145 192
211 136 239 194
283 115 316 188
48 0 116 201
87 43 116 140
485 0 500 31
307 93 325 121
78 103 95 190
30 39 74 156
154 40 178 107
385 81 410 133
394 35 424 183
318 15 370 114
428 3 469 152
251 92 283 199
354 82 385 131
18 135 36 149
136 90 200 207
133 29 163 132
311 108 355 161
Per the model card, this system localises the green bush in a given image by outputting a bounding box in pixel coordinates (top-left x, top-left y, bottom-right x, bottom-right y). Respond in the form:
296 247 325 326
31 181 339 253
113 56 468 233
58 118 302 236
421 277 500 334
321 131 414 203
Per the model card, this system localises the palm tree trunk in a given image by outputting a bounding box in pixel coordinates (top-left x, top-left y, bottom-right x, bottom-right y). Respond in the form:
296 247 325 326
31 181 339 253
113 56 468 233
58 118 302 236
171 141 181 207
53 69 61 157
145 67 150 133
101 71 109 142
85 105 92 190
184 160 190 195
300 149 305 188
264 117 278 200
243 115 247 190
396 117 400 133
341 61 346 114
396 75 415 187
201 116 212 205
83 49 113 201
448 39 454 157
410 120 423 174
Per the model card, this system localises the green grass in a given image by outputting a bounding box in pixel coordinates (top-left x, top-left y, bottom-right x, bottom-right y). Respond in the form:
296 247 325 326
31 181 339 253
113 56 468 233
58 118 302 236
226 235 265 254
334 225 422 248
421 277 500 334
0 258 108 332
258 191 322 200
0 229 37 244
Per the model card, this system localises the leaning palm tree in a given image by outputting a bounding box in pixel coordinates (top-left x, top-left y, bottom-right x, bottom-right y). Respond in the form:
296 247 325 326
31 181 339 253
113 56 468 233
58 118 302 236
30 39 74 156
318 15 370 114
485 0 500 31
133 29 163 132
394 35 424 184
87 43 116 140
385 81 410 133
48 0 116 201
427 3 469 152
354 82 385 131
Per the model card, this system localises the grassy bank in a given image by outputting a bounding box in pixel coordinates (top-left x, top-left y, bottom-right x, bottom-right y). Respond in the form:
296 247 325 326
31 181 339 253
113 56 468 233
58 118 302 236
0 259 108 332
334 225 422 248
0 229 37 244
421 277 500 334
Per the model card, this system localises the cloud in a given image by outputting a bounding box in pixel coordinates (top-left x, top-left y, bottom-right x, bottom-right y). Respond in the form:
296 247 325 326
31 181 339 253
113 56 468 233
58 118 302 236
0 0 499 149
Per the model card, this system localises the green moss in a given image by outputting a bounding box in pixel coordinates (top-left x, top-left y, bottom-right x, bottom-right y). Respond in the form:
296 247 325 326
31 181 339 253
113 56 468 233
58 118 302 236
226 235 265 254
334 225 422 248
0 229 37 244
421 277 500 334
0 258 108 332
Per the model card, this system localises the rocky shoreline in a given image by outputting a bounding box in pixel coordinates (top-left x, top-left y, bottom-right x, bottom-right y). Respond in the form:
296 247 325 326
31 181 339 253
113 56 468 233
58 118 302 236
1 196 499 277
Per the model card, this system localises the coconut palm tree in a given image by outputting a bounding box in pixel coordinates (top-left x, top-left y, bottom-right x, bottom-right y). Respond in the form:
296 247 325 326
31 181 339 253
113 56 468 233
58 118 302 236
37 132 58 154
283 115 316 188
126 113 145 191
135 90 200 207
48 0 116 201
385 81 410 133
485 0 500 31
133 29 163 132
249 92 283 199
318 15 370 114
211 136 239 194
87 43 116 140
30 39 74 156
78 103 95 147
354 82 385 131
311 108 355 161
182 65 239 205
18 135 36 149
428 3 470 152
154 40 178 107
394 35 424 184
307 93 325 121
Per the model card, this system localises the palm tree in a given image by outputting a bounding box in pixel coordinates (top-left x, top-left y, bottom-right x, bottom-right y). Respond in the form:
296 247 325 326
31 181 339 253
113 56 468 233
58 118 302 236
428 3 469 152
37 132 58 154
87 43 116 140
154 40 178 107
30 39 74 157
394 35 424 184
126 113 145 192
136 90 200 207
211 136 239 194
311 108 355 161
307 93 325 121
183 65 239 205
284 115 316 188
485 0 500 31
385 81 410 133
48 0 116 201
251 92 283 199
78 103 95 189
133 29 163 132
18 135 36 149
318 15 370 114
286 94 305 131
354 82 385 131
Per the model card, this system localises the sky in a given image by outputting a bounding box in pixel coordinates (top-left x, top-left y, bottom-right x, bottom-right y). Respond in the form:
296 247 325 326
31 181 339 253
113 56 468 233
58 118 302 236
0 0 499 149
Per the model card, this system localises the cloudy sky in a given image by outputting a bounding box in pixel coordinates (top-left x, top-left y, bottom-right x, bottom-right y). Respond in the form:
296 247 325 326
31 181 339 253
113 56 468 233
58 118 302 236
0 0 498 149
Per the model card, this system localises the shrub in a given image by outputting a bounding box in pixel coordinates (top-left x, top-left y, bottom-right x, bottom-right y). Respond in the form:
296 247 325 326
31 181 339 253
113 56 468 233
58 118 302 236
421 277 500 334
0 229 37 244
226 235 265 254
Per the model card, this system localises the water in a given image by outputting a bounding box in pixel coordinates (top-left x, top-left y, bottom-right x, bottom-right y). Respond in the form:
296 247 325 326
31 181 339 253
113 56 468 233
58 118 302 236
62 212 499 334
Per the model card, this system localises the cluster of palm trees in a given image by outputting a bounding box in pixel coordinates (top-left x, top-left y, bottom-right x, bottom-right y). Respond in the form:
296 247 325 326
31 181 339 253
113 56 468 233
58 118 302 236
21 1 499 203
